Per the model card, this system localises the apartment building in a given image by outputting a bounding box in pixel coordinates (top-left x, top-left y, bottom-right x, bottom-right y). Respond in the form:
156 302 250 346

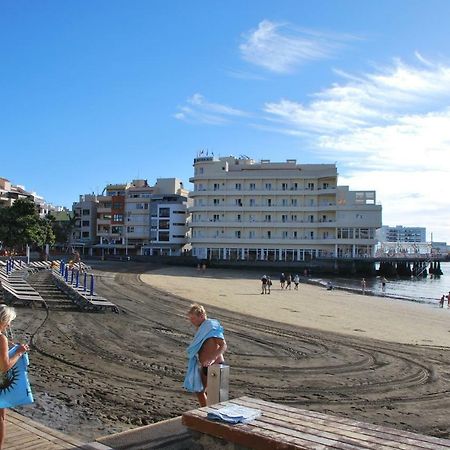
71 178 190 256
0 177 34 208
189 156 382 261
377 225 426 243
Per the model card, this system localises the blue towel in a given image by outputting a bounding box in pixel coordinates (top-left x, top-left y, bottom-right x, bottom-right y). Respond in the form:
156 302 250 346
207 405 261 424
183 319 224 392
0 344 34 408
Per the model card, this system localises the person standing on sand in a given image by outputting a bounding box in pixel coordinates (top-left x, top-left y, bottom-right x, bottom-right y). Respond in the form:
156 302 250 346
183 304 227 407
293 274 300 290
261 275 268 295
0 305 30 450
266 276 272 294
280 273 286 289
361 278 367 295
381 277 387 295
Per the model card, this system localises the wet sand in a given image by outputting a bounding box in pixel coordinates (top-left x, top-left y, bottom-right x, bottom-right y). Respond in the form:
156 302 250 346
11 262 450 441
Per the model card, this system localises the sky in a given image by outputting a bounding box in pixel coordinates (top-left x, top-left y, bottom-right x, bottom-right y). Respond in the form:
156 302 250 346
1 0 449 242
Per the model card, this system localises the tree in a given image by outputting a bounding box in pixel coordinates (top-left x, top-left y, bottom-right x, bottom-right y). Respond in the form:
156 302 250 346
0 199 55 252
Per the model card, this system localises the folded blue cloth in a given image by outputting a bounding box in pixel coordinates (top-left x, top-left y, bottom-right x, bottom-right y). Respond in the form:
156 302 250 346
183 319 224 393
207 405 261 424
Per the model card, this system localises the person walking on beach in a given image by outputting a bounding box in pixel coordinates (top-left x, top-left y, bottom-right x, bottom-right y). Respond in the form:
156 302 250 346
183 304 227 407
381 277 387 295
293 274 300 290
286 274 292 290
439 295 445 308
0 305 30 450
261 275 268 295
361 278 367 295
266 276 272 294
280 273 286 289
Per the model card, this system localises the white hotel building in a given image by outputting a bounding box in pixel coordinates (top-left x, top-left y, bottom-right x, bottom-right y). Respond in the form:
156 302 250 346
189 156 382 262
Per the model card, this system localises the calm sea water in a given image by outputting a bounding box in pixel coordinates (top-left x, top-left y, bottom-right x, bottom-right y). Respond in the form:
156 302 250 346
312 261 450 306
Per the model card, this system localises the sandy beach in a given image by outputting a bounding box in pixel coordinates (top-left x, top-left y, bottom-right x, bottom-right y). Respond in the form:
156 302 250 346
10 262 450 442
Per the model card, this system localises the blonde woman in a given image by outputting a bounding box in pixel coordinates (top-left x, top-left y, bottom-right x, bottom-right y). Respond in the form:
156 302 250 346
0 305 29 450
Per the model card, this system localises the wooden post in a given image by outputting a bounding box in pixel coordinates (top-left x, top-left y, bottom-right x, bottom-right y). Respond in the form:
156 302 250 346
206 364 229 406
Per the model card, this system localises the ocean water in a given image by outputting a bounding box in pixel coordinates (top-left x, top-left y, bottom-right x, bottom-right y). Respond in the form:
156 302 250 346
312 261 450 306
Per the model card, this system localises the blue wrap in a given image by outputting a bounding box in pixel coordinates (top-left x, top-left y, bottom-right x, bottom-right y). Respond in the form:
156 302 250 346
183 319 224 392
0 344 34 408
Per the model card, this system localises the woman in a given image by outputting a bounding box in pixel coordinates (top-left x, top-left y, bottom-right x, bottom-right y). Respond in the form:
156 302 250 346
0 305 29 450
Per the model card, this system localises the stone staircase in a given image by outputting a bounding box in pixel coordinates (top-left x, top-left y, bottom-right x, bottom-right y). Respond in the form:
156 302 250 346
27 270 78 309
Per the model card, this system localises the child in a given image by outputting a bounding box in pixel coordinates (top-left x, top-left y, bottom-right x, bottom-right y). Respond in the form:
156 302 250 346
0 305 29 450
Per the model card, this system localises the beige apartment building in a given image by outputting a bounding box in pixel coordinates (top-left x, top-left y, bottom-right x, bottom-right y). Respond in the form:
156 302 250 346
189 156 382 262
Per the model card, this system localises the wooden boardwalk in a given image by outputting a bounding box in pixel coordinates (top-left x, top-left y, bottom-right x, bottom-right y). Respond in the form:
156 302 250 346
5 410 107 450
182 396 450 449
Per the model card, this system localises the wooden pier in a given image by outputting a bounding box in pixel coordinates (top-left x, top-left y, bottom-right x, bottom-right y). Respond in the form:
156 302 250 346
5 410 110 450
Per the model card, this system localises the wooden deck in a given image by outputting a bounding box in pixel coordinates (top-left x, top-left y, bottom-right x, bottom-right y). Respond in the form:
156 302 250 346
182 396 450 450
5 410 109 449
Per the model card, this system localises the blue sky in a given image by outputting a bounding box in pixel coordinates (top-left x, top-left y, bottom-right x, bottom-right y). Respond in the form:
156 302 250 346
1 0 449 242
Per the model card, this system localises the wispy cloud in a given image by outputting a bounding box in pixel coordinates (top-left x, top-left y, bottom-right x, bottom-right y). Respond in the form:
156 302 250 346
239 20 352 73
262 55 450 240
174 93 249 125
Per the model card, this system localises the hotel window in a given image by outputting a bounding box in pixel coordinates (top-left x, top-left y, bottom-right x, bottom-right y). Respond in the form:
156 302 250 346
291 199 297 206
158 231 170 241
307 182 315 190
310 231 314 239
213 214 220 222
265 183 272 190
249 199 256 206
308 215 314 223
293 231 298 239
235 230 241 238
267 198 272 207
322 182 329 189
213 198 220 205
127 226 135 233
213 183 220 191
113 214 123 222
199 167 204 174
293 183 298 190
249 183 256 191
237 214 241 222
249 230 255 238
282 183 288 191
235 198 243 206
82 209 90 215
291 214 297 222
265 214 271 222
82 220 90 226
267 231 271 239
235 183 241 190
282 215 288 222
159 208 170 217
282 231 288 239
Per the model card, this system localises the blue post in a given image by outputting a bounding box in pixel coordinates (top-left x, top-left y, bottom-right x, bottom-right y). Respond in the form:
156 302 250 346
70 269 74 284
83 272 87 291
75 270 79 288
64 267 68 281
90 274 94 296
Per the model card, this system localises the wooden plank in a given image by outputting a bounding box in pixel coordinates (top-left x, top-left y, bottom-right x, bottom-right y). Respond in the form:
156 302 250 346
236 397 450 449
182 397 450 450
231 398 440 450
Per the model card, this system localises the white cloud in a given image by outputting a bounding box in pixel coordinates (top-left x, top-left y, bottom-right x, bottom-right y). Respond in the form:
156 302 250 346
174 93 249 125
239 20 350 73
262 56 450 241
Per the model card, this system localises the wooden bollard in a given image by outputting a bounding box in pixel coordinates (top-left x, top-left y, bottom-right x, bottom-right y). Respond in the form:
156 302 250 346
206 364 230 406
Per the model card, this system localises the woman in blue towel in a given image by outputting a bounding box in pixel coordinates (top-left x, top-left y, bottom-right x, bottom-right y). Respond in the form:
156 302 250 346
0 305 29 450
185 304 227 407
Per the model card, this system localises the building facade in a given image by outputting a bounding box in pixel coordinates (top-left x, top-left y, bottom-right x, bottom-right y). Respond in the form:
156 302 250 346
189 156 382 261
71 178 190 256
377 225 426 243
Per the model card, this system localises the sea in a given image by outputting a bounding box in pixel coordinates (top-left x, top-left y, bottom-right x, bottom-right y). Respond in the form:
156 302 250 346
311 261 450 307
